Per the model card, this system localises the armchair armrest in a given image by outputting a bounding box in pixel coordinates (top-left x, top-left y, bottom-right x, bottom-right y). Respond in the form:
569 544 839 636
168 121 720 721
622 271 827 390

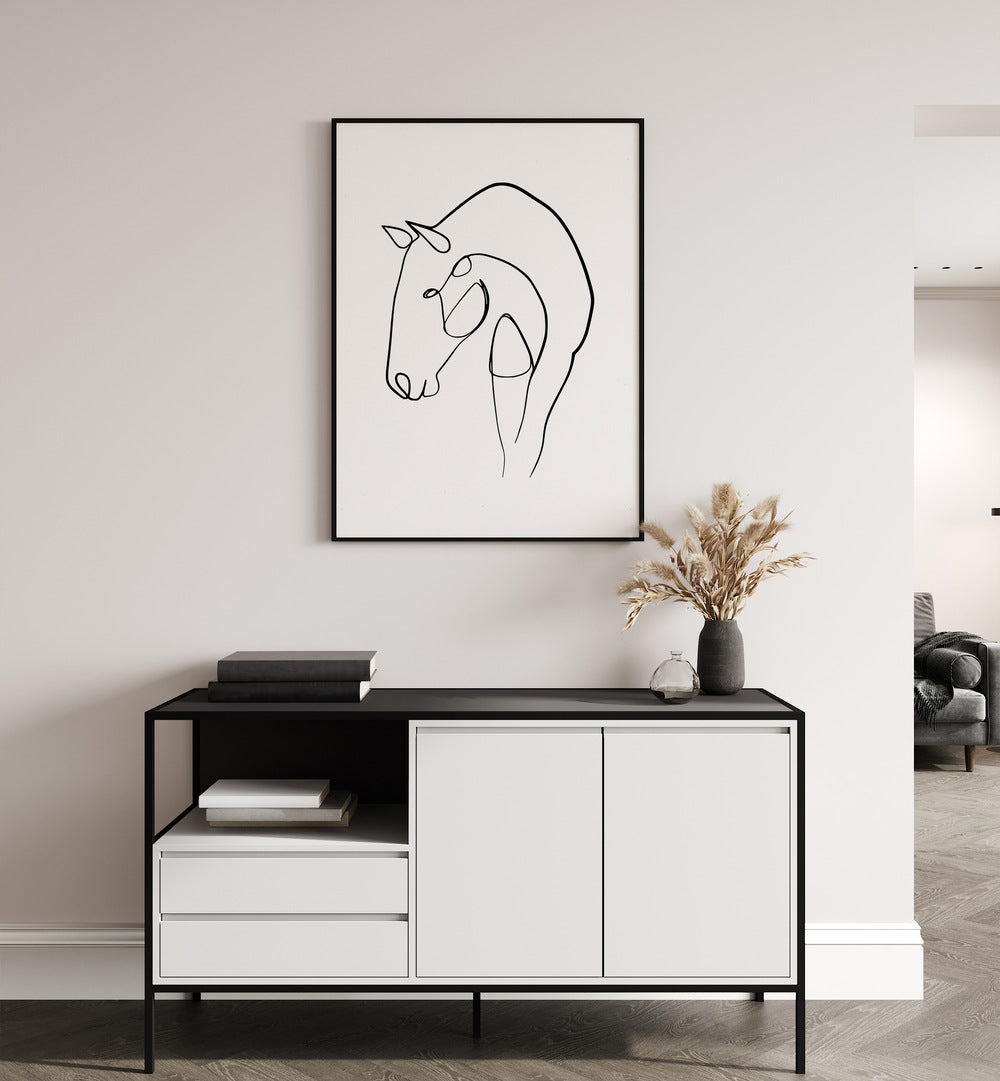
976 641 1000 744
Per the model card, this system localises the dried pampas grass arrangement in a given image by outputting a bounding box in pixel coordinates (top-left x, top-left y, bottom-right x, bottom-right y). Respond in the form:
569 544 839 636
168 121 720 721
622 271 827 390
618 482 813 628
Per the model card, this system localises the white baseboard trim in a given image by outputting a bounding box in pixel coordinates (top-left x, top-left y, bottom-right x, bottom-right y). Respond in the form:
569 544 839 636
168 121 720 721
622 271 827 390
0 923 143 947
915 286 1000 300
0 922 924 1000
805 922 924 999
0 925 145 1000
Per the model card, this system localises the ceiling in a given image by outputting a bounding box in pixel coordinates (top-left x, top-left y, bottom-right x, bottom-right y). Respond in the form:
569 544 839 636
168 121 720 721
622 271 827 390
915 107 1000 289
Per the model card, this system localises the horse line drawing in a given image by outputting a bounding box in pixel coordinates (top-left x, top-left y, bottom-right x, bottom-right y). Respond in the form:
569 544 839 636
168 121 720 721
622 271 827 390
382 182 594 479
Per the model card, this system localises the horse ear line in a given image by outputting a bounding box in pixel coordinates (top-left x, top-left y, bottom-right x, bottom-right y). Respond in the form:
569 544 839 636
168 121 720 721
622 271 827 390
382 225 413 249
406 220 451 254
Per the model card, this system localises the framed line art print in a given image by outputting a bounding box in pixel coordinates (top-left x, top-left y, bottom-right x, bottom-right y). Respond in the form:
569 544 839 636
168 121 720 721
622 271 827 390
332 118 643 541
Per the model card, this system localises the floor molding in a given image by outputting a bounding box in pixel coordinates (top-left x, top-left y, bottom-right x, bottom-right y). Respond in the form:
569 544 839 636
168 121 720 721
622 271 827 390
0 923 143 947
915 286 1000 300
0 923 923 1000
805 921 923 999
0 925 145 1000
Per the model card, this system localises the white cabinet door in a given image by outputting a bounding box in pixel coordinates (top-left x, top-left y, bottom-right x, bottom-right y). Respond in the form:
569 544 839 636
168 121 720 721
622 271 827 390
416 726 602 978
604 727 793 979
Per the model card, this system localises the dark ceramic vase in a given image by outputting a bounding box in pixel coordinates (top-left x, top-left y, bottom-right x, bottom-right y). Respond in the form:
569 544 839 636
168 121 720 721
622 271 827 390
697 619 745 695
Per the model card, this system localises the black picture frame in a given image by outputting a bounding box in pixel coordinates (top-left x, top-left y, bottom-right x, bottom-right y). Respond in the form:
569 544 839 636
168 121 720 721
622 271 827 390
332 118 644 541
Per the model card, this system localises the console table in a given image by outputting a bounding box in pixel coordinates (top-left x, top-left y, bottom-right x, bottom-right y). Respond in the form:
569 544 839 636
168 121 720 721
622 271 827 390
144 688 805 1073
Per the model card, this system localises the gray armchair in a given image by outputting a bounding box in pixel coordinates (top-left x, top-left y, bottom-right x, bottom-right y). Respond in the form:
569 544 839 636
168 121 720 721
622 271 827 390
914 592 1000 771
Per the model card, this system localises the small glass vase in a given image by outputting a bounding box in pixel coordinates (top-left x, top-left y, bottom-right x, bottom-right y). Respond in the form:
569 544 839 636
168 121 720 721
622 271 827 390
650 650 700 702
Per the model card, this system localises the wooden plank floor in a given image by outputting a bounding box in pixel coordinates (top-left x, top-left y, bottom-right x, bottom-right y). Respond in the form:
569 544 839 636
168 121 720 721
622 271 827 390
2 742 997 1080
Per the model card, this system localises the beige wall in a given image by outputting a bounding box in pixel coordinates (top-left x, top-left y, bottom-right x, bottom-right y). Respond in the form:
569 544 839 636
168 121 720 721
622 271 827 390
916 298 1000 634
3 0 993 992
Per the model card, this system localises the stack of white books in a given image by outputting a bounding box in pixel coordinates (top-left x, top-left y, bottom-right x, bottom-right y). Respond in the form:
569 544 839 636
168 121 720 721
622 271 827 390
198 779 357 828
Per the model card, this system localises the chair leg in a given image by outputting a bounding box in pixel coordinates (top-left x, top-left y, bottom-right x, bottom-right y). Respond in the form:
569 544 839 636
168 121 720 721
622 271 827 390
965 746 976 772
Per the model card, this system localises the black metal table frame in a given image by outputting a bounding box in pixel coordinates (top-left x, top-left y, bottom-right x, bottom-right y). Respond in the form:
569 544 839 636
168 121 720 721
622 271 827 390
144 688 805 1074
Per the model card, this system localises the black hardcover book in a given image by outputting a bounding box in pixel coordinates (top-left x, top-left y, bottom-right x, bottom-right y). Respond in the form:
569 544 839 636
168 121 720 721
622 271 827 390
207 680 371 702
217 650 377 682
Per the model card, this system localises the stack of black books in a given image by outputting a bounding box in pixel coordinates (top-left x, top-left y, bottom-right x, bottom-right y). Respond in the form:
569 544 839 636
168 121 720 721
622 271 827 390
207 650 376 702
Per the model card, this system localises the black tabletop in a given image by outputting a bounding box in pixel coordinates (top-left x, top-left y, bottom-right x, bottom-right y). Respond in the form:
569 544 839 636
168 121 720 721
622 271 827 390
148 687 801 720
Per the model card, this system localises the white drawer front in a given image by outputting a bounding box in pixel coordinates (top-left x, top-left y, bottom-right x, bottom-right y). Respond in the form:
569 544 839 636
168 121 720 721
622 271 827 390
160 856 407 914
159 919 407 978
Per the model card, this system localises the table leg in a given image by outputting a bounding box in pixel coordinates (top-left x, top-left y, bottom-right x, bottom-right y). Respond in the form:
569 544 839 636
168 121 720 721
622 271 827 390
795 987 805 1074
144 989 154 1073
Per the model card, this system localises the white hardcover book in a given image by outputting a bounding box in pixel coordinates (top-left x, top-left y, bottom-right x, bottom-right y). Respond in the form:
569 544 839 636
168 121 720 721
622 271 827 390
205 789 354 823
198 778 331 809
207 792 359 828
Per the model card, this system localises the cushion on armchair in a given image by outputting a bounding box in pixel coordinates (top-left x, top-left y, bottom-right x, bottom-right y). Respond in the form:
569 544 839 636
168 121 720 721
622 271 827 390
914 592 936 643
926 647 983 690
922 687 987 725
914 622 988 724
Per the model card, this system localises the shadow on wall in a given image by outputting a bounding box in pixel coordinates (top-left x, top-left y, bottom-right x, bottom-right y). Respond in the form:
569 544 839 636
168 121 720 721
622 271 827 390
0 669 208 924
413 541 665 687
309 119 333 545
